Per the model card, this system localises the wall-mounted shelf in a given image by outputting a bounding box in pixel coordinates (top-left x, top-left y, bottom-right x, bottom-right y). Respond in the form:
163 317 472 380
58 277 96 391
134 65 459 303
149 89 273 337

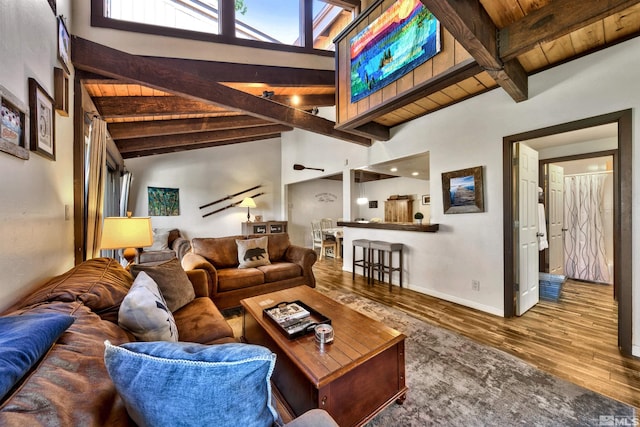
243 221 288 235
337 221 438 233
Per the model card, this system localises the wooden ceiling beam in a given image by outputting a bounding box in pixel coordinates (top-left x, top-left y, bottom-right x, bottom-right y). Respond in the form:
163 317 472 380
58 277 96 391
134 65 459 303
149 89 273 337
72 37 370 146
121 134 280 158
116 124 293 154
108 116 273 139
94 96 229 118
420 0 528 102
499 0 640 62
148 57 335 86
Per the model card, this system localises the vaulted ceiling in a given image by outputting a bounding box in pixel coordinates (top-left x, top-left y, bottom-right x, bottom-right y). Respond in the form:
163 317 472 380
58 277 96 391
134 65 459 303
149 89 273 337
73 0 640 158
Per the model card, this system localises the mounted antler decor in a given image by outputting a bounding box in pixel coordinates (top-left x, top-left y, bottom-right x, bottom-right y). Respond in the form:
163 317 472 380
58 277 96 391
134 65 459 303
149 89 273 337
293 164 324 172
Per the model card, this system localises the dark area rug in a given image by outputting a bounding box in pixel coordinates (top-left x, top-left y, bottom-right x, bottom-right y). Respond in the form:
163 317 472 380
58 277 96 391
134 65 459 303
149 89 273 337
316 288 636 427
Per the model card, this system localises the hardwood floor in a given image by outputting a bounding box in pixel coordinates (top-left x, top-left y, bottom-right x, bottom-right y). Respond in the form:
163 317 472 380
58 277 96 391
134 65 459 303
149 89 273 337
313 257 640 409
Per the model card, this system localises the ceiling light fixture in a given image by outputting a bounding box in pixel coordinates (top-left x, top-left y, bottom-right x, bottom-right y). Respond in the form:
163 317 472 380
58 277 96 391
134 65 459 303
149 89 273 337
390 167 398 172
291 95 300 105
412 172 419 176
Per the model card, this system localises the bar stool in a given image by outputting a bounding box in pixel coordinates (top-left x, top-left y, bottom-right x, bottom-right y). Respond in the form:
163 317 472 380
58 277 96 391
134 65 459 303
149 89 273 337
369 241 404 291
352 239 371 281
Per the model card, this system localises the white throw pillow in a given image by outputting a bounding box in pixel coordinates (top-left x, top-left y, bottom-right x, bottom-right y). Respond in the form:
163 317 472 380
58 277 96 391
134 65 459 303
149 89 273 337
236 237 271 268
147 228 172 251
118 272 178 342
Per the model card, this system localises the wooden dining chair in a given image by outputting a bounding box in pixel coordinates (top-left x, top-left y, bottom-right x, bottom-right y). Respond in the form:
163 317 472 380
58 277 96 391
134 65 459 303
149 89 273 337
311 220 337 260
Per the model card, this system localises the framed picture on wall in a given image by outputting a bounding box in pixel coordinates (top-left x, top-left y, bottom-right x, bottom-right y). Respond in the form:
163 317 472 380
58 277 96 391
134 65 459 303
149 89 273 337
57 16 71 74
28 78 56 160
442 166 484 214
421 195 430 205
0 85 29 160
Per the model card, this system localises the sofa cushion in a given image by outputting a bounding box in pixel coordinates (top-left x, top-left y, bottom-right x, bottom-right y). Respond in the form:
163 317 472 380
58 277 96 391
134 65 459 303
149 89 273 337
17 258 133 323
257 262 303 283
237 236 271 268
218 268 264 291
192 236 241 269
104 341 278 427
172 297 235 344
131 258 195 312
248 233 290 262
0 313 74 401
118 272 178 342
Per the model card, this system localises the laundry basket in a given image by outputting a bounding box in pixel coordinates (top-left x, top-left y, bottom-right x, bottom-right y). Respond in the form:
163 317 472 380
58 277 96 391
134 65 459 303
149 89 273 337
539 273 566 301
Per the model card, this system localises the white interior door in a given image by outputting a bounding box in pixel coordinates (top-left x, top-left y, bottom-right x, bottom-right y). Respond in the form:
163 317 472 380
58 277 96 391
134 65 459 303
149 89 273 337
517 143 539 316
548 164 564 275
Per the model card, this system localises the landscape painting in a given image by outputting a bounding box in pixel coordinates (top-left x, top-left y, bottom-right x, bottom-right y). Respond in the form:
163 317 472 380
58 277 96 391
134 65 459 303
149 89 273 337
350 0 440 102
442 166 485 214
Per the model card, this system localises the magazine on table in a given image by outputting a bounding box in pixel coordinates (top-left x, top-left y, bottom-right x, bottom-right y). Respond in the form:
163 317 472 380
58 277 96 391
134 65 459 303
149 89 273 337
263 300 331 340
264 302 310 326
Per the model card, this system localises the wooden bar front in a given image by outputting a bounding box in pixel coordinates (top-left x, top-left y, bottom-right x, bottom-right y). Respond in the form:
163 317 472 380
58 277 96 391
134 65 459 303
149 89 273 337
241 286 407 427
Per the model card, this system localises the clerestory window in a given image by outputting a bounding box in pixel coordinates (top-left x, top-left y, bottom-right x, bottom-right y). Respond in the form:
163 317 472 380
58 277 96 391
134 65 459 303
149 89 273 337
96 0 354 53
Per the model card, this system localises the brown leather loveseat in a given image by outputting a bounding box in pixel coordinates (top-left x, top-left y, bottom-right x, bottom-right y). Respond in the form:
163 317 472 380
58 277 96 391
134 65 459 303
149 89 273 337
182 233 317 309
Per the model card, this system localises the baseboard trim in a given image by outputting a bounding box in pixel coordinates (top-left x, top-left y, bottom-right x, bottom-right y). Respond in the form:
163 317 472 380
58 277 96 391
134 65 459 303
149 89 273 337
405 283 504 317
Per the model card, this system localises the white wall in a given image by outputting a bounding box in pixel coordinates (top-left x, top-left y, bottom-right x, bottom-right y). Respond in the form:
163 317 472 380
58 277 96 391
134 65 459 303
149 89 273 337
125 139 283 240
287 178 343 247
282 37 640 355
0 0 75 311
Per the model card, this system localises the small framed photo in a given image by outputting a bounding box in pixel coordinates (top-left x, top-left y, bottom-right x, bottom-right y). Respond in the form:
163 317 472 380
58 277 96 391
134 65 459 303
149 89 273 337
442 166 484 214
0 85 29 160
54 67 69 116
28 78 56 160
421 195 430 205
57 16 71 74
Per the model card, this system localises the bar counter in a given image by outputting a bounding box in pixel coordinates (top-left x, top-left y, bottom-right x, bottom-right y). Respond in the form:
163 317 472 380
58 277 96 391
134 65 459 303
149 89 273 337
337 221 439 232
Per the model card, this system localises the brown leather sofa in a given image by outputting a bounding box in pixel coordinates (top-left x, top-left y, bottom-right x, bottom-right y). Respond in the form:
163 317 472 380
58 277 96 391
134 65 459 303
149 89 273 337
182 233 317 309
0 257 336 426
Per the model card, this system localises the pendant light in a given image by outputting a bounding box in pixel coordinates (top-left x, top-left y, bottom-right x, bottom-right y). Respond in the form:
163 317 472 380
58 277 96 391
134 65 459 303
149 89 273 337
356 170 368 205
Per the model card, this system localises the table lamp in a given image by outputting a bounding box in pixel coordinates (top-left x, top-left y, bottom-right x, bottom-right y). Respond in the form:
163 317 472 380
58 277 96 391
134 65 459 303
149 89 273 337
238 197 256 222
100 212 153 266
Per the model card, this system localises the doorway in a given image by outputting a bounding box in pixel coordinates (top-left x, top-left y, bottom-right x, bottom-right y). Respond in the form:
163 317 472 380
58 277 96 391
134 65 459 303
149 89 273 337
502 110 632 355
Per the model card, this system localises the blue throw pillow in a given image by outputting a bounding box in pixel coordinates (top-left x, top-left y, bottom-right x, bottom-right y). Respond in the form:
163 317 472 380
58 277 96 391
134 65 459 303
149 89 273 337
0 312 75 400
104 340 278 427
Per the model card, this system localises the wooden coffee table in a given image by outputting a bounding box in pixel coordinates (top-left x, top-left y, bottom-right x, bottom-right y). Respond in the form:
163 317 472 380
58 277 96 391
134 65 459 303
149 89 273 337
241 286 407 427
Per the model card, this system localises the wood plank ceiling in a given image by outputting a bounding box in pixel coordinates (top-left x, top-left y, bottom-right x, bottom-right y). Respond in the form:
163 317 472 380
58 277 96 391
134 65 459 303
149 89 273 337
75 0 640 158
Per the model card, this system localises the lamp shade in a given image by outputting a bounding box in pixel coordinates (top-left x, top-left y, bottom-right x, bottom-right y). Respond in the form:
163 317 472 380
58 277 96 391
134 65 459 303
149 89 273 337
238 197 256 208
100 216 153 250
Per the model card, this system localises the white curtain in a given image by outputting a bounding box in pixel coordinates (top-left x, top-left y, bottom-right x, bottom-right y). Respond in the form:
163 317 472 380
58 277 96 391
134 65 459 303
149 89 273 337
85 117 108 259
120 171 132 217
563 174 610 283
